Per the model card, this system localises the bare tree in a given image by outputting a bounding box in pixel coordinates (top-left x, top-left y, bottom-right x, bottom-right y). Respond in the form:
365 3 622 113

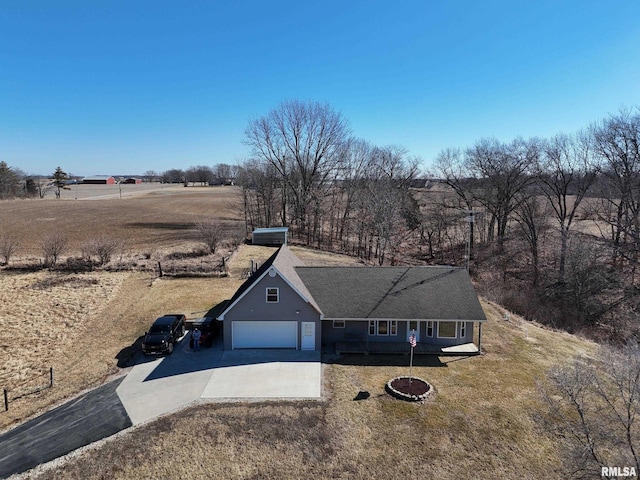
214 163 233 184
0 233 19 265
245 100 350 241
161 169 186 184
235 160 281 230
466 137 539 249
40 231 68 267
537 132 598 282
186 165 214 186
542 343 640 478
144 170 157 183
513 189 551 286
195 221 224 254
590 108 640 271
361 146 419 264
432 147 483 260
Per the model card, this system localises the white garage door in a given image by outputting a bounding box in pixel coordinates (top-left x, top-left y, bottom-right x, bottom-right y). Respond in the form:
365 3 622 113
232 321 298 349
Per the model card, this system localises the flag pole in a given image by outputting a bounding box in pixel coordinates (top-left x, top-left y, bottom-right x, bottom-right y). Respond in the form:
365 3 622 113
409 345 414 385
408 330 416 386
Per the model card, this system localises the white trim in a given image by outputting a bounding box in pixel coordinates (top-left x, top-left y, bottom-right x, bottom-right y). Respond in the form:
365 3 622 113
218 265 321 320
426 320 434 337
301 322 315 350
460 321 466 337
266 287 279 303
437 321 458 339
368 320 398 336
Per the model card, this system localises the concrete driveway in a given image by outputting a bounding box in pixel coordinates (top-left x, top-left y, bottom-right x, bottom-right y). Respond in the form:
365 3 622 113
117 334 322 425
0 335 322 478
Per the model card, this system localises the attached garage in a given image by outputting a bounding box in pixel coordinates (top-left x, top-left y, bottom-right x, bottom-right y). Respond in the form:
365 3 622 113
232 321 297 349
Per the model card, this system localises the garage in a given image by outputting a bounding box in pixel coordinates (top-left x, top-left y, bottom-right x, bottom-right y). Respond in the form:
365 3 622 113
232 321 298 349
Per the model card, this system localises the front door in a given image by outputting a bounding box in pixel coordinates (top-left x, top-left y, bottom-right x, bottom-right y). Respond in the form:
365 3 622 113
407 320 420 342
301 322 315 350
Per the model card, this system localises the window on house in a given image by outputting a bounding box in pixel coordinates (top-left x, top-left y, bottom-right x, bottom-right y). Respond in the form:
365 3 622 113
460 322 466 338
333 320 345 328
368 320 397 336
437 321 457 338
426 321 433 337
408 320 418 336
266 287 279 303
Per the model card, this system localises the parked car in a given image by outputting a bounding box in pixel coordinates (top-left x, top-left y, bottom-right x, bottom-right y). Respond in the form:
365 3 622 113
142 314 186 355
190 317 220 348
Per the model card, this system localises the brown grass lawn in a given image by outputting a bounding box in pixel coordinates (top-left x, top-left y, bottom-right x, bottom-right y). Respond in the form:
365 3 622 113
0 188 599 479
19 303 597 480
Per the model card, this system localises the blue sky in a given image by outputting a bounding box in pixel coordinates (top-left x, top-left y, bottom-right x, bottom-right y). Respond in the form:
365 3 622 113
1 1 639 177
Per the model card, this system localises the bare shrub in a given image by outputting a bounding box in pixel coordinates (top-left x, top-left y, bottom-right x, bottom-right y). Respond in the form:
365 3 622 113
228 224 246 248
195 221 224 254
40 231 68 267
541 343 640 477
82 236 125 266
0 233 19 265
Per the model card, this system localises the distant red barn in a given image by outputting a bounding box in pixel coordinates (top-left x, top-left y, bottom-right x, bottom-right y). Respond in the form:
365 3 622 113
82 175 116 185
124 178 142 184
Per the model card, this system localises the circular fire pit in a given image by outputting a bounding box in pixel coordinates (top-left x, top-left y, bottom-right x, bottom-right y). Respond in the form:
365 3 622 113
386 376 434 402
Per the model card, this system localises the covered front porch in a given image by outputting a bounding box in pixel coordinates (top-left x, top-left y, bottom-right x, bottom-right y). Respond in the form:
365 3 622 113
333 341 480 356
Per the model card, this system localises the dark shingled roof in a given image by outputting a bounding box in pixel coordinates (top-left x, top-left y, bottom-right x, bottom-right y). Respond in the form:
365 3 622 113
295 266 487 321
223 245 321 314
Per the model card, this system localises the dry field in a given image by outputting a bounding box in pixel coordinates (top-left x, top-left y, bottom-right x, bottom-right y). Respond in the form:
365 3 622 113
0 185 241 257
0 187 599 478
0 186 244 428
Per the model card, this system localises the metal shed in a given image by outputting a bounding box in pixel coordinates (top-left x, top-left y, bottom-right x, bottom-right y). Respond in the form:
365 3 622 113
252 227 289 246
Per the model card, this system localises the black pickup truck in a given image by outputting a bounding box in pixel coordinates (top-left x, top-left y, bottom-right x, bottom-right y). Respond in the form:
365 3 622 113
141 314 186 355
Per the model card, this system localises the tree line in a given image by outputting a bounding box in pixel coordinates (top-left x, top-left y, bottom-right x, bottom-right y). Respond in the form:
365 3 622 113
242 100 640 341
240 100 421 265
0 164 240 200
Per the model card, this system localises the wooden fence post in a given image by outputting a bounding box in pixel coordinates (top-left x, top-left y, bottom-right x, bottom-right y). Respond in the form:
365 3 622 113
50 367 54 388
3 389 8 411
157 261 163 277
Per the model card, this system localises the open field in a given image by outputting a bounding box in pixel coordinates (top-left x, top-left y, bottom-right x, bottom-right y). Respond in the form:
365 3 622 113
0 185 241 257
0 187 600 478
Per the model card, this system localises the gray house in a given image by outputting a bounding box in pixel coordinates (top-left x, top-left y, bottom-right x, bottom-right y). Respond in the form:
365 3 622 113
217 245 487 354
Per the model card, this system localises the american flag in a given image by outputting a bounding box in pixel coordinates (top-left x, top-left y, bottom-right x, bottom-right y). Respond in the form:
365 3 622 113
409 333 417 348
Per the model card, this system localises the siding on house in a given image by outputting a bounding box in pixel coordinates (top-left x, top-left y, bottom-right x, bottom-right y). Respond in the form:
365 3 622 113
321 320 474 347
221 271 321 350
